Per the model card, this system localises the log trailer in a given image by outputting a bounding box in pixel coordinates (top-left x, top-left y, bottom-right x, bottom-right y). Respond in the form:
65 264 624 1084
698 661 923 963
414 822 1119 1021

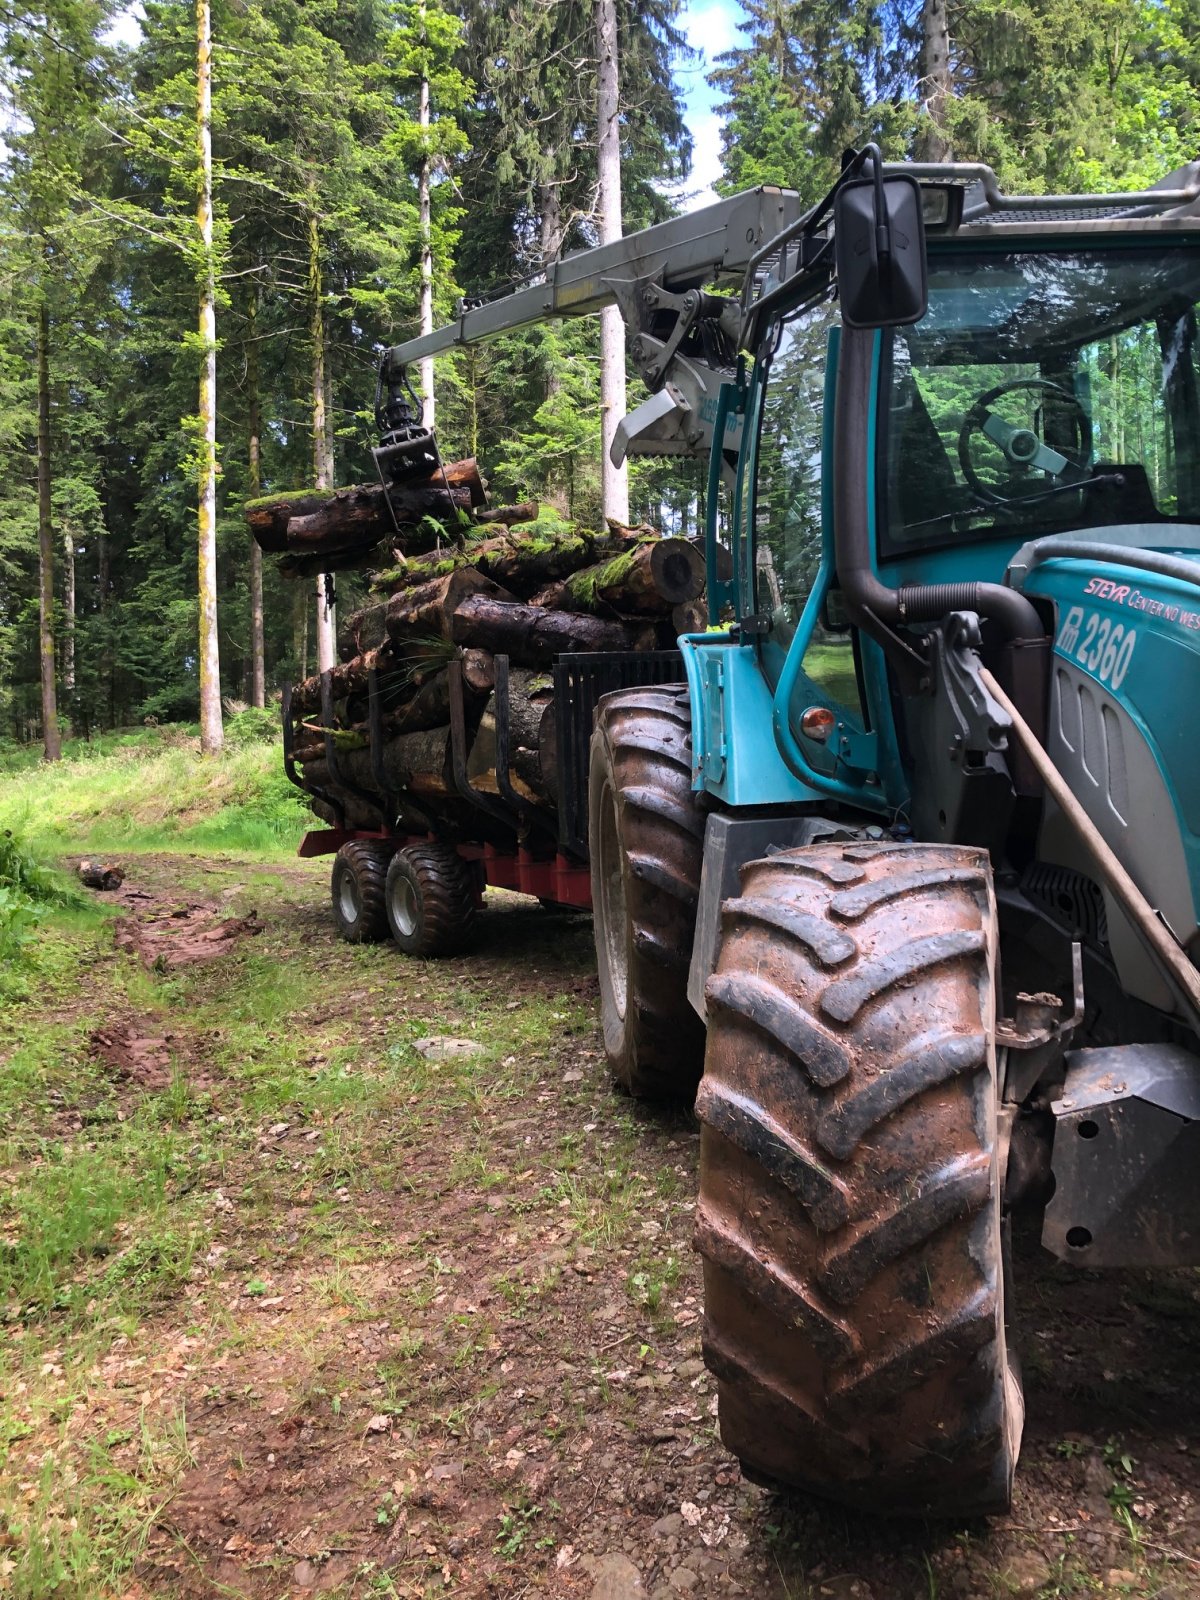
293 151 1200 1515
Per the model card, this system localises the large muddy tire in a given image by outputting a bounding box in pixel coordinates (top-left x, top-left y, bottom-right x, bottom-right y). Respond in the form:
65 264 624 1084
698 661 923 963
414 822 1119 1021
696 840 1022 1517
385 843 477 958
330 841 391 944
588 687 705 1101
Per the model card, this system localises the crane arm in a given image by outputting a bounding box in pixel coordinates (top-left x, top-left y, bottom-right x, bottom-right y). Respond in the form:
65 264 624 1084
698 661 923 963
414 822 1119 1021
376 187 803 475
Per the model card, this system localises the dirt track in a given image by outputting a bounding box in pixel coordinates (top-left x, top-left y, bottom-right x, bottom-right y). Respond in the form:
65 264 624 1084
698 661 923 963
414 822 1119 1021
8 855 1200 1598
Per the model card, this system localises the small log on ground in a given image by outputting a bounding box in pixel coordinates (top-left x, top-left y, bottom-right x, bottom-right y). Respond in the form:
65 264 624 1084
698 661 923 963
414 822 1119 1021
449 595 656 664
386 570 516 644
533 537 705 616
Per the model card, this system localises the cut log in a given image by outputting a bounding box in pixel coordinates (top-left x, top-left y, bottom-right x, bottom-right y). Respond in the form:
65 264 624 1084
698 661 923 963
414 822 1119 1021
300 726 453 800
386 570 516 644
372 525 638 602
449 595 655 663
533 537 705 616
245 458 486 554
671 599 708 635
340 602 390 661
280 541 391 582
473 502 539 526
467 669 556 801
461 648 495 695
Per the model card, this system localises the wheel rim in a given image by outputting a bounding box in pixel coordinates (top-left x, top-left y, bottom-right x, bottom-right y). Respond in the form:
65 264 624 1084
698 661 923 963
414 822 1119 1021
338 871 361 925
390 873 419 938
596 779 629 1021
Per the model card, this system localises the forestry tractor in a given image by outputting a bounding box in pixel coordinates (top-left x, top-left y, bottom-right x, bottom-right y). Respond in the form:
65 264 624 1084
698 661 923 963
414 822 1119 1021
304 151 1200 1516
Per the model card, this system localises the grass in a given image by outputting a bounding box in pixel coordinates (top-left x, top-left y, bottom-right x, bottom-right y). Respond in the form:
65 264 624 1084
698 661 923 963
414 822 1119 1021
0 721 310 858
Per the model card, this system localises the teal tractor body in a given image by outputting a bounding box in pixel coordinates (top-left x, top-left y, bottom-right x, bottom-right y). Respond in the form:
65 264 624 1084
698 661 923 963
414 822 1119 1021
372 155 1200 1518
587 159 1200 1517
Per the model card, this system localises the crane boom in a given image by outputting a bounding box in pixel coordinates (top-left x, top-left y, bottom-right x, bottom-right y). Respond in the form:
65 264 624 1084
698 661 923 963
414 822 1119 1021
375 187 803 477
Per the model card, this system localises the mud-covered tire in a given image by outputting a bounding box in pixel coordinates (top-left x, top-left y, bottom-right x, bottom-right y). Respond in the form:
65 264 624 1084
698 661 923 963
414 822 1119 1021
696 840 1022 1517
330 841 392 944
385 843 477 958
588 686 705 1101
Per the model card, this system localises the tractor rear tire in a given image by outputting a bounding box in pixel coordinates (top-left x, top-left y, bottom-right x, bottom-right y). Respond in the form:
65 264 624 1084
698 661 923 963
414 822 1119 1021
385 843 477 958
330 841 392 944
589 687 705 1101
696 840 1022 1517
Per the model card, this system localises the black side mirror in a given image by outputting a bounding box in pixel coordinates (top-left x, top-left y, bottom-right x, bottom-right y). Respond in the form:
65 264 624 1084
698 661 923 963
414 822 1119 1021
834 171 928 330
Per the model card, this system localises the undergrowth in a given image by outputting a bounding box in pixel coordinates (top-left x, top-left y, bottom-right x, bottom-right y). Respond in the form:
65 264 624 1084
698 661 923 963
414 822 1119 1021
0 720 309 858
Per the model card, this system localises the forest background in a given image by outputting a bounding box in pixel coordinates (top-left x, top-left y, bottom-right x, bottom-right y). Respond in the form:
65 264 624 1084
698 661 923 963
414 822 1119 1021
2 0 1198 753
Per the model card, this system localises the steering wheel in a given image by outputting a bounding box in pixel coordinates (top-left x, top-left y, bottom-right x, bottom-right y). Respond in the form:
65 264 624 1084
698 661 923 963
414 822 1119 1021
957 378 1092 504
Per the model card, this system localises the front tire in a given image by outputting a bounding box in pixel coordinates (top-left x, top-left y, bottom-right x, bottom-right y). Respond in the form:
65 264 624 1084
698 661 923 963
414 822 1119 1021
385 843 476 957
588 687 705 1101
330 841 391 944
696 840 1022 1517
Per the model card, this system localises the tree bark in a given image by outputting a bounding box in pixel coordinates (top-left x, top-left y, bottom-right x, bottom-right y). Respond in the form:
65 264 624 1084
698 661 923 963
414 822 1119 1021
467 668 556 801
386 569 515 644
196 0 222 755
918 0 953 161
376 525 633 600
36 301 60 760
596 0 629 525
418 1 435 432
247 291 265 708
533 537 705 615
309 207 336 675
62 527 75 701
449 594 654 663
245 458 486 553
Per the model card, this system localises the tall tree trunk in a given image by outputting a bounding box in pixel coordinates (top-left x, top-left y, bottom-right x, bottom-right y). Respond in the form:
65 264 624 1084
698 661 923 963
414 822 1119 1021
418 3 436 431
196 0 223 754
98 528 111 730
309 210 336 675
596 0 629 525
918 0 953 161
247 292 265 709
36 301 60 761
62 525 75 704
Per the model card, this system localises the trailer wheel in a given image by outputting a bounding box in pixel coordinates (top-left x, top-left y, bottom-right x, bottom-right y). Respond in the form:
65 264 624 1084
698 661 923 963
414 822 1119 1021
385 844 476 958
696 841 1022 1517
330 841 392 944
588 687 705 1101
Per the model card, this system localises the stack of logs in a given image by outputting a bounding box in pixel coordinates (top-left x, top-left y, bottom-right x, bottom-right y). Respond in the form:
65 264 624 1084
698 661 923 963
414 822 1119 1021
246 457 706 829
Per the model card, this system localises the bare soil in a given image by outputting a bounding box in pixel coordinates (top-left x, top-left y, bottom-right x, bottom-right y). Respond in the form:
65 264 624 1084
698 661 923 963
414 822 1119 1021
10 855 1200 1599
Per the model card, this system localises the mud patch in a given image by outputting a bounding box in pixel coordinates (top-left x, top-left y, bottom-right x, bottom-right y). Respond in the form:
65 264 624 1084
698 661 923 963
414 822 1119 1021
112 898 262 969
89 1020 187 1094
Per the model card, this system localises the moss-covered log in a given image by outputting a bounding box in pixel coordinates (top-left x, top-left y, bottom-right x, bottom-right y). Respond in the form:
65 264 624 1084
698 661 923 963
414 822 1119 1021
245 458 485 555
371 522 638 601
533 537 705 616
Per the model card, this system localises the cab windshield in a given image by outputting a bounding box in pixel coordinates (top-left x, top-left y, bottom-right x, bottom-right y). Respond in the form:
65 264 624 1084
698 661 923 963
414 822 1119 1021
884 243 1200 553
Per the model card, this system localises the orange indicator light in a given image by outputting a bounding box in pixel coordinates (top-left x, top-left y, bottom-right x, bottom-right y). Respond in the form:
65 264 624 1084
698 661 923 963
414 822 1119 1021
800 706 836 743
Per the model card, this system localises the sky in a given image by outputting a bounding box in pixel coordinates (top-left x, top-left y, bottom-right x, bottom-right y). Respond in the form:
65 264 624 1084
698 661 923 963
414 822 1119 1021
672 0 743 210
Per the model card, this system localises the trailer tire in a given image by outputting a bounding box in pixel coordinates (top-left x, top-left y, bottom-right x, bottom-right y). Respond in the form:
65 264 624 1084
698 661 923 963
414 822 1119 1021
385 843 476 958
330 841 392 944
696 841 1022 1517
589 687 705 1101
